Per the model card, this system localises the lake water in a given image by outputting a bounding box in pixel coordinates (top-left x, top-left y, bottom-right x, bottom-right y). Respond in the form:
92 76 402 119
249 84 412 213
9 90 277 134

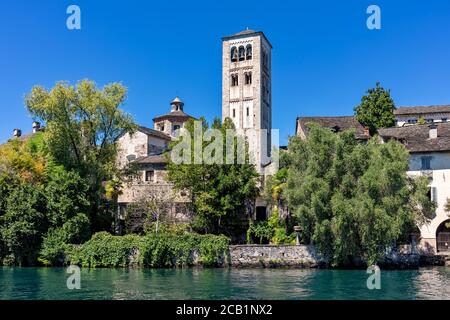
1 267 449 300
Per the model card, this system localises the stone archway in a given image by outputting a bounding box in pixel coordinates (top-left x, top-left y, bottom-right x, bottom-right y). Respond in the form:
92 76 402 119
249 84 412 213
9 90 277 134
436 219 450 253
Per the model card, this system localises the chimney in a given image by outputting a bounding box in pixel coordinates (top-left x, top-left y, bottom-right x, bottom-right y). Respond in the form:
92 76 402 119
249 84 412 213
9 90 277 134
363 127 370 136
429 124 438 139
32 121 41 133
13 128 22 138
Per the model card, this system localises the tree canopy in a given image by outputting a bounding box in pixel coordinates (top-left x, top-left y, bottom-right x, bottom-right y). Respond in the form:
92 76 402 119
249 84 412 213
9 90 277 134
25 80 136 229
167 117 259 241
354 82 396 135
284 125 434 265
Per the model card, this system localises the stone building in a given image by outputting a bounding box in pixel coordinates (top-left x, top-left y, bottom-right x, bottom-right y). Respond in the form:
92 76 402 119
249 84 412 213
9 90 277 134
222 30 275 221
115 30 277 228
222 30 273 174
115 97 195 231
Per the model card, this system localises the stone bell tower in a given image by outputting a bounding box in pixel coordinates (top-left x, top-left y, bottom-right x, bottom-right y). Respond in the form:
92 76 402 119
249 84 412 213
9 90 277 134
222 30 273 173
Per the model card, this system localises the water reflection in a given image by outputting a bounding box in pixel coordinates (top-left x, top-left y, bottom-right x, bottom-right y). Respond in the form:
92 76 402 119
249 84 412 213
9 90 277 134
1 267 450 300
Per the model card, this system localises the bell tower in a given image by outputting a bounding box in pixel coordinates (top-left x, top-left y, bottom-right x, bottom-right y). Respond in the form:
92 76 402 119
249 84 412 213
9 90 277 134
222 30 272 173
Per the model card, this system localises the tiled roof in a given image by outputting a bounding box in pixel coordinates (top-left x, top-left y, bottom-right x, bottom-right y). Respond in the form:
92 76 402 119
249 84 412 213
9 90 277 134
296 116 370 140
137 126 171 140
394 105 450 115
378 123 450 153
152 110 194 122
134 154 167 164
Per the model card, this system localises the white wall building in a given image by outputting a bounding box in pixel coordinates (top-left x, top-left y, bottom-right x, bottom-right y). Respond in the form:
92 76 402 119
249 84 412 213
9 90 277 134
379 123 450 254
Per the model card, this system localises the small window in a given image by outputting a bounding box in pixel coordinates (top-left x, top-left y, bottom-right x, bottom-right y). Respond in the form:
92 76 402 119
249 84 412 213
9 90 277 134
246 107 249 117
426 118 434 124
231 74 238 86
245 72 252 85
408 118 418 124
145 170 155 182
232 109 236 118
442 118 448 122
173 124 180 131
421 156 432 170
160 125 165 132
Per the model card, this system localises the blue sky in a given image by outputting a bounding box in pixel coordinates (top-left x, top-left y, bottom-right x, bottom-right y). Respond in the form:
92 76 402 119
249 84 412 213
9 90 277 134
1 0 450 145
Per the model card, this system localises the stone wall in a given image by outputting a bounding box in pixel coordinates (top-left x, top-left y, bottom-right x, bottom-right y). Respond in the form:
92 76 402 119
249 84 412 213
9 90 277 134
228 245 326 268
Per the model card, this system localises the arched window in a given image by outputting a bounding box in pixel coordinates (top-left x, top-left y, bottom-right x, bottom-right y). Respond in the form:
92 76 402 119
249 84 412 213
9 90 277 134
244 72 252 85
230 47 238 62
246 44 252 60
231 74 239 86
238 46 245 61
436 220 450 252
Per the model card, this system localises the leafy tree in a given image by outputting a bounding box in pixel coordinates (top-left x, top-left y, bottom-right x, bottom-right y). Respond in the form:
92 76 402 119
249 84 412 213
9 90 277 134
25 80 136 229
284 125 434 266
167 117 259 240
0 183 47 266
45 165 90 227
354 82 396 135
0 133 92 265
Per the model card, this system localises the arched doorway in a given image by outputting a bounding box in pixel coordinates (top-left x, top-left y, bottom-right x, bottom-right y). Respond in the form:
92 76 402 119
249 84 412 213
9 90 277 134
436 220 450 252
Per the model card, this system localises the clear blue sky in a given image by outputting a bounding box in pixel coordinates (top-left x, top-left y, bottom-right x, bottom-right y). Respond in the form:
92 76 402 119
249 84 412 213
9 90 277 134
1 0 450 145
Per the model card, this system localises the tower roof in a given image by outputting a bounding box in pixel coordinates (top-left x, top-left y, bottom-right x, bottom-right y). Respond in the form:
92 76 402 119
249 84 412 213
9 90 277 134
222 30 273 48
171 96 183 105
233 29 257 36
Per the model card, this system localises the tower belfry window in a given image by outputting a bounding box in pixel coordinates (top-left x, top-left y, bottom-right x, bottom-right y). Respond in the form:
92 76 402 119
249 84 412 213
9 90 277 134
231 47 238 62
246 44 252 60
238 46 245 61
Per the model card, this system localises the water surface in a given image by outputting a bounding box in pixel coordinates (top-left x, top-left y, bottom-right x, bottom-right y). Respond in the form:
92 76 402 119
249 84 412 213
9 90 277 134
1 267 449 300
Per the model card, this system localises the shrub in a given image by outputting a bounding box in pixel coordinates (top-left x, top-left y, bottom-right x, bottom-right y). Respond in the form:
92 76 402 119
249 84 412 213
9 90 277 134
38 228 72 266
67 231 229 268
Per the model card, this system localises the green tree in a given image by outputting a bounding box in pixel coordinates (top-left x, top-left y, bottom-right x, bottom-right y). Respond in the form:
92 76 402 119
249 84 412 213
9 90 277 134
25 80 136 229
0 134 92 265
167 117 259 240
284 125 434 266
0 183 47 266
354 82 396 135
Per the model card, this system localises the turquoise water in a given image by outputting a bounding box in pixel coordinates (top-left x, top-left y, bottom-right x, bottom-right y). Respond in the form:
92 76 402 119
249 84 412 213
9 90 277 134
1 267 449 300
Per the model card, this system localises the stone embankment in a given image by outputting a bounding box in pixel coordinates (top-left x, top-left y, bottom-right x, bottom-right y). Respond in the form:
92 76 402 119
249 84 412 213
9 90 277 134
228 244 449 269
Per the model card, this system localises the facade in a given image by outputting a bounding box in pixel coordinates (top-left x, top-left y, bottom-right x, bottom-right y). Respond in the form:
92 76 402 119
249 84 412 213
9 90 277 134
116 98 194 232
222 30 273 174
379 124 450 253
